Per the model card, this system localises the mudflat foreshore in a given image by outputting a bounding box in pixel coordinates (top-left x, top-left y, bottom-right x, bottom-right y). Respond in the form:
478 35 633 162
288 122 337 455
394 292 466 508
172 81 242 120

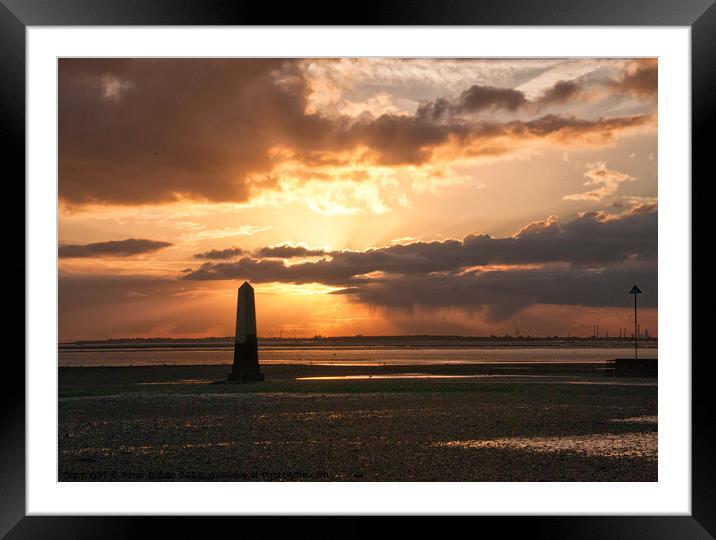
59 362 657 482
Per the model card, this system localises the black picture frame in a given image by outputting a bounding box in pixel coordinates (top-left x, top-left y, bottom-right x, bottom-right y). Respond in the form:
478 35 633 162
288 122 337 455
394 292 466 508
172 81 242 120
6 0 708 537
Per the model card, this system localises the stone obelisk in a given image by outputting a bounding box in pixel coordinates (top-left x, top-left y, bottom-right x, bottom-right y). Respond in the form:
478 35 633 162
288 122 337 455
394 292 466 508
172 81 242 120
228 281 265 382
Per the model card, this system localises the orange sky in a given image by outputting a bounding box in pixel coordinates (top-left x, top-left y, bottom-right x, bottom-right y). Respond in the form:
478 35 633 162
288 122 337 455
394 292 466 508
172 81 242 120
58 58 658 341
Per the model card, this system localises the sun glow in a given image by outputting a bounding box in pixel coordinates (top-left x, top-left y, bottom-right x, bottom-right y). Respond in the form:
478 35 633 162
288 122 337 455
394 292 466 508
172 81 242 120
58 58 658 340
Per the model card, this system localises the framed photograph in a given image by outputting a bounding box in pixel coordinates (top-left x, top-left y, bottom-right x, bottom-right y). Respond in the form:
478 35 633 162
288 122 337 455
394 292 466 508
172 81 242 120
8 0 708 536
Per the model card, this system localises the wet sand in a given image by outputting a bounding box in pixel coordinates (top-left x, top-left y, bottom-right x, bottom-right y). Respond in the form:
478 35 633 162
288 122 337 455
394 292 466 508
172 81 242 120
59 363 657 481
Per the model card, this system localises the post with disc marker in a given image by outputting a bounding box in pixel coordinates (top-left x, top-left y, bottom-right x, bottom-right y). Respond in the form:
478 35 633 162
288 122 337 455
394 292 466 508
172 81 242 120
629 284 642 361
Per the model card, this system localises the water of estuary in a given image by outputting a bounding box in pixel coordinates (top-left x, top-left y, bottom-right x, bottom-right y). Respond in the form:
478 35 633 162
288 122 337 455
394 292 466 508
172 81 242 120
59 345 656 367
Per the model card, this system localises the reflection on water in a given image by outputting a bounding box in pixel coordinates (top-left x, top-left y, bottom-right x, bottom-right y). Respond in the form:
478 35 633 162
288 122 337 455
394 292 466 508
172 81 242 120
433 431 657 459
312 362 384 367
296 374 656 386
59 346 657 368
296 374 503 381
609 415 658 424
63 441 238 457
138 379 212 385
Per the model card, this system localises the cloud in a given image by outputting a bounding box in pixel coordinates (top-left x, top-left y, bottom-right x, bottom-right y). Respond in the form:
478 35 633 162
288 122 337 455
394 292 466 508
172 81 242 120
458 85 528 112
299 58 566 117
346 113 463 165
416 64 652 120
184 256 368 286
608 58 657 98
59 59 315 205
193 247 244 260
611 195 657 213
423 85 527 117
417 79 587 120
428 114 650 164
564 162 636 201
183 211 657 288
624 202 658 216
58 273 223 340
509 115 649 144
59 59 656 207
57 210 657 337
534 80 584 107
254 245 328 258
58 238 172 258
59 273 189 309
330 264 657 322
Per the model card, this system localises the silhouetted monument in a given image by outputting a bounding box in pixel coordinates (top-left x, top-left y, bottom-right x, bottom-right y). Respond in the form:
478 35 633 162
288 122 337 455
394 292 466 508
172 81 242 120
228 282 265 382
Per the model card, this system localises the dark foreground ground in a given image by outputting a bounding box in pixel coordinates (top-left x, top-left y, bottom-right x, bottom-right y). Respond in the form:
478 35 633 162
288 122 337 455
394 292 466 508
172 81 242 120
59 363 657 482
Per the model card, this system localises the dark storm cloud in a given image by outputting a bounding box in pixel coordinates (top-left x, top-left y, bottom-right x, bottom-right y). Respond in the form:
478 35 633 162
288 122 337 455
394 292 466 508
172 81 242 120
330 264 657 322
193 247 244 260
183 210 657 286
58 238 172 258
254 245 327 258
60 59 655 206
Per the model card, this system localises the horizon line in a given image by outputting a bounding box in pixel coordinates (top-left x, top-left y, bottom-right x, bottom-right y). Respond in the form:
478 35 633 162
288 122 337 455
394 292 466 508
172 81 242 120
60 333 658 345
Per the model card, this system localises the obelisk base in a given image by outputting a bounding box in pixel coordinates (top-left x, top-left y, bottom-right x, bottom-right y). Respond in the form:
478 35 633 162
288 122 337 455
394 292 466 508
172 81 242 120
227 335 265 383
227 372 265 383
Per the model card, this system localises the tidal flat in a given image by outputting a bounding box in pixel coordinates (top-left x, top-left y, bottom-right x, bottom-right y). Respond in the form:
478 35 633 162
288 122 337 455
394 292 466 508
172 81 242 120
58 362 657 482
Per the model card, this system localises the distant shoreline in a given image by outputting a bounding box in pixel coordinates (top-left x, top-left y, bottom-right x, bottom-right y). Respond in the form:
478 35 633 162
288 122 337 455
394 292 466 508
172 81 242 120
59 335 658 351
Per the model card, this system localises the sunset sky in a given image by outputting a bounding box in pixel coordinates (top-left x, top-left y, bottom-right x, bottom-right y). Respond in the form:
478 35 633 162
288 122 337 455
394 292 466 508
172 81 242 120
58 58 657 341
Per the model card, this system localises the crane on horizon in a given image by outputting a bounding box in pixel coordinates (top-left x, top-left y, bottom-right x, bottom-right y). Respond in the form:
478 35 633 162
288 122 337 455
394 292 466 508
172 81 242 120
512 319 521 338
